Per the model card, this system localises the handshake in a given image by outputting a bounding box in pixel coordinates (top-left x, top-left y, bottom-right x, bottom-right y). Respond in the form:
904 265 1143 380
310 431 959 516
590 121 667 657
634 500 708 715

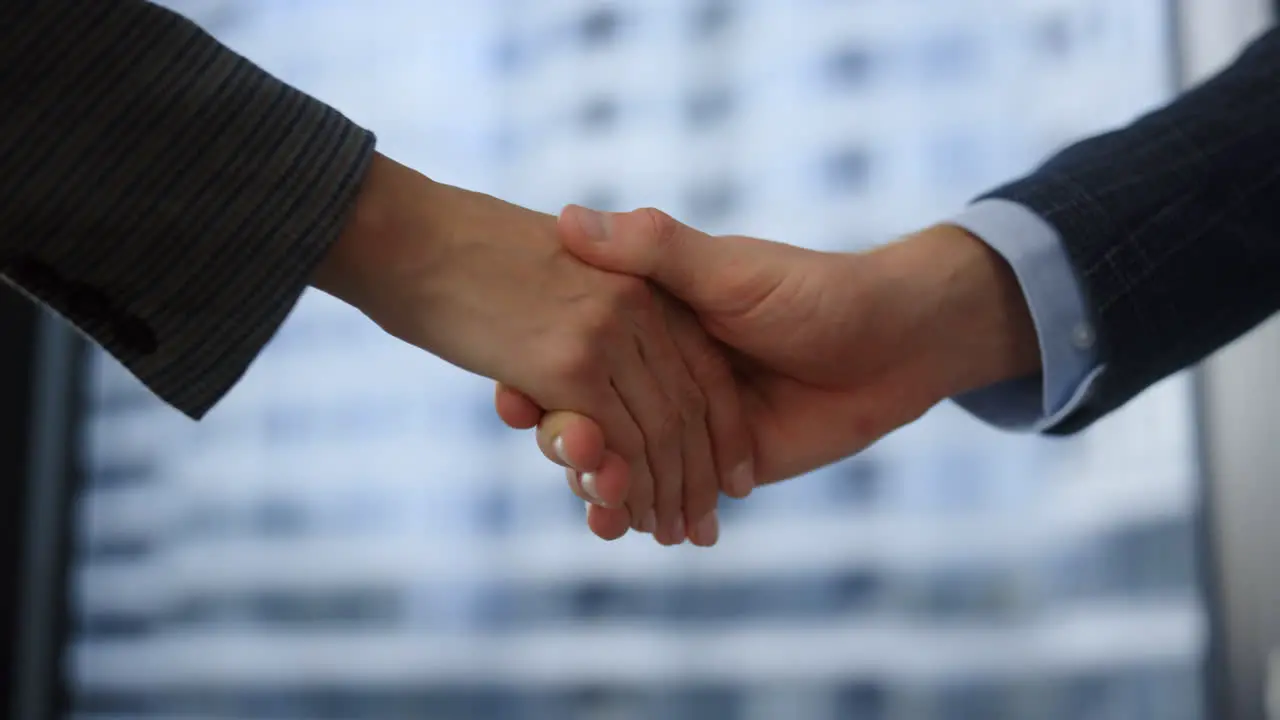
313 154 1042 547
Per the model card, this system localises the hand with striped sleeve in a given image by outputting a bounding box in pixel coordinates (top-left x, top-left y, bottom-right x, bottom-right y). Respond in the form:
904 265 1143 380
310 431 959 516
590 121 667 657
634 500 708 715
312 155 755 547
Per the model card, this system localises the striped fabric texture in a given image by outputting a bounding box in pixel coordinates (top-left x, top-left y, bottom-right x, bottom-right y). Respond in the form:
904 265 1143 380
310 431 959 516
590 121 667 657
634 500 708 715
983 27 1280 434
1 0 375 418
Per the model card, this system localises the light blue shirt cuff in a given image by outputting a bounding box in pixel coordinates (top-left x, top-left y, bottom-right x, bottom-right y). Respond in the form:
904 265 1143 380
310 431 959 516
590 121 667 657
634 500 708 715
948 199 1104 432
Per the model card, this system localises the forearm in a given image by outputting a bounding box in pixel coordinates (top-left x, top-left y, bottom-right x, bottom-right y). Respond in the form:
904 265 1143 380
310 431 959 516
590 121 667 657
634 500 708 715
982 27 1280 431
312 153 441 314
0 0 374 417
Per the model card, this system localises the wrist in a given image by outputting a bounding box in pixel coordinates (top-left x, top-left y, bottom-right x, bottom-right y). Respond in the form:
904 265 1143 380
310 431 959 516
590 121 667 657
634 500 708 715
869 224 1041 402
311 153 442 313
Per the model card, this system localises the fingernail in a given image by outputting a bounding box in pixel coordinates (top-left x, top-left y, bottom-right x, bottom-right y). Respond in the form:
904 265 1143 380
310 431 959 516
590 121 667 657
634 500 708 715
662 516 685 546
730 460 755 498
641 509 657 534
694 511 720 546
580 471 604 504
575 206 609 242
553 435 571 467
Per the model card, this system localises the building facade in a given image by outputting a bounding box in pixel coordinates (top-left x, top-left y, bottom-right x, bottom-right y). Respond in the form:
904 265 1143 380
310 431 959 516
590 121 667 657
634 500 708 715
70 1 1204 718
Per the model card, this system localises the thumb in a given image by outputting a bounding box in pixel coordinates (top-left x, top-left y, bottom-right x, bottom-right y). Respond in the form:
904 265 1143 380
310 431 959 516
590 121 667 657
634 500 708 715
559 205 761 311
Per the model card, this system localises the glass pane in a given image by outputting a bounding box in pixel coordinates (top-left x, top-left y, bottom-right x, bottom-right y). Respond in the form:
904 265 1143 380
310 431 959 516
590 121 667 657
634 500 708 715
67 1 1204 719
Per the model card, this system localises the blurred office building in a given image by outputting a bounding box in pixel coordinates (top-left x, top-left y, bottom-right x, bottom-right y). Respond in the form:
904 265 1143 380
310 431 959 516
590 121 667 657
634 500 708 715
70 1 1206 719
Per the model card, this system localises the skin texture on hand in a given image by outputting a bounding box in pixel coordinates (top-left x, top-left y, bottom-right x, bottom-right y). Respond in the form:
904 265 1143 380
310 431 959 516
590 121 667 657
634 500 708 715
311 155 754 547
495 207 1040 543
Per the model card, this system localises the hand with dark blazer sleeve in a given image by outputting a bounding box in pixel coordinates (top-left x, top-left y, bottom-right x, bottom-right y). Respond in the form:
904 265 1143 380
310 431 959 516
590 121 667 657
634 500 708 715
0 1 754 545
979 27 1280 434
0 0 375 418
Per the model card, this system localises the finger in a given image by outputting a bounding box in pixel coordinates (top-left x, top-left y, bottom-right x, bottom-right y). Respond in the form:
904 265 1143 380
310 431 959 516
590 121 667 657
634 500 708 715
619 306 698 547
536 410 606 473
586 503 632 541
688 510 720 548
664 302 755 502
494 383 543 429
558 205 762 311
646 297 721 545
563 449 629 510
605 331 681 543
592 384 657 534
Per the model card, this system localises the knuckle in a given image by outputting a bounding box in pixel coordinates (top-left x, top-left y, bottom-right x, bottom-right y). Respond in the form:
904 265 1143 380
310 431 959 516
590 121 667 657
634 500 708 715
677 382 708 421
584 303 626 341
605 272 652 311
627 480 653 507
611 423 645 459
653 476 682 508
637 207 679 248
626 488 653 524
598 420 646 474
685 483 719 519
653 404 684 446
546 341 601 386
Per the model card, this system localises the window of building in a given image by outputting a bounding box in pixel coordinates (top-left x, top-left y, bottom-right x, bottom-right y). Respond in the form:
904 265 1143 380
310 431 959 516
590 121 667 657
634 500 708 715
245 588 401 627
263 405 312 443
493 126 520 163
168 595 239 627
1099 518 1196 597
578 95 619 133
92 384 154 415
919 32 980 82
474 488 512 533
929 130 989 190
82 535 152 563
691 0 734 39
579 187 620 212
569 580 624 619
74 691 156 716
823 147 873 194
1036 14 1073 58
827 46 874 88
676 581 739 621
579 6 621 48
78 611 154 640
831 569 884 613
827 454 882 506
685 177 739 225
732 575 836 619
655 686 741 720
685 84 735 129
183 502 237 539
87 457 154 489
912 566 1021 620
934 681 1012 720
327 488 402 534
494 35 523 74
253 496 308 536
836 682 889 720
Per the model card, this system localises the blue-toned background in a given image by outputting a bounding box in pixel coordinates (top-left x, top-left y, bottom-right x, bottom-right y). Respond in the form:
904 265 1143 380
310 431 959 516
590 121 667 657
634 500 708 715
70 1 1204 718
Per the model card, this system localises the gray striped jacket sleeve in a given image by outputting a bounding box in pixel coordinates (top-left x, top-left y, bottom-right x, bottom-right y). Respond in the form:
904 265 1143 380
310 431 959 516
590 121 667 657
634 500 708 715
0 0 376 418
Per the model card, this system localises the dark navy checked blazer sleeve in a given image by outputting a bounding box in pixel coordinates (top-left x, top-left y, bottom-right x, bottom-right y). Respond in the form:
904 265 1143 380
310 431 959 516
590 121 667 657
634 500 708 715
0 0 376 418
980 27 1280 435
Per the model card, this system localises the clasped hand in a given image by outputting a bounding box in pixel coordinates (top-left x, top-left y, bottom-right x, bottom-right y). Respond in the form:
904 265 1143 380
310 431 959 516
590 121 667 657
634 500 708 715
317 155 1039 549
495 206 1041 546
316 156 754 547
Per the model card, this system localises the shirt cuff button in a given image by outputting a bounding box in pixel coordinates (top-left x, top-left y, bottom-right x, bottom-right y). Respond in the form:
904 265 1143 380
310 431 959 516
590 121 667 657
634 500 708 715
1072 323 1096 350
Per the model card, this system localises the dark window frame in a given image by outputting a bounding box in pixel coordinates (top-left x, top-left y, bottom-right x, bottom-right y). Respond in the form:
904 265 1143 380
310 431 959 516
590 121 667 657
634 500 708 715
2 294 85 720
